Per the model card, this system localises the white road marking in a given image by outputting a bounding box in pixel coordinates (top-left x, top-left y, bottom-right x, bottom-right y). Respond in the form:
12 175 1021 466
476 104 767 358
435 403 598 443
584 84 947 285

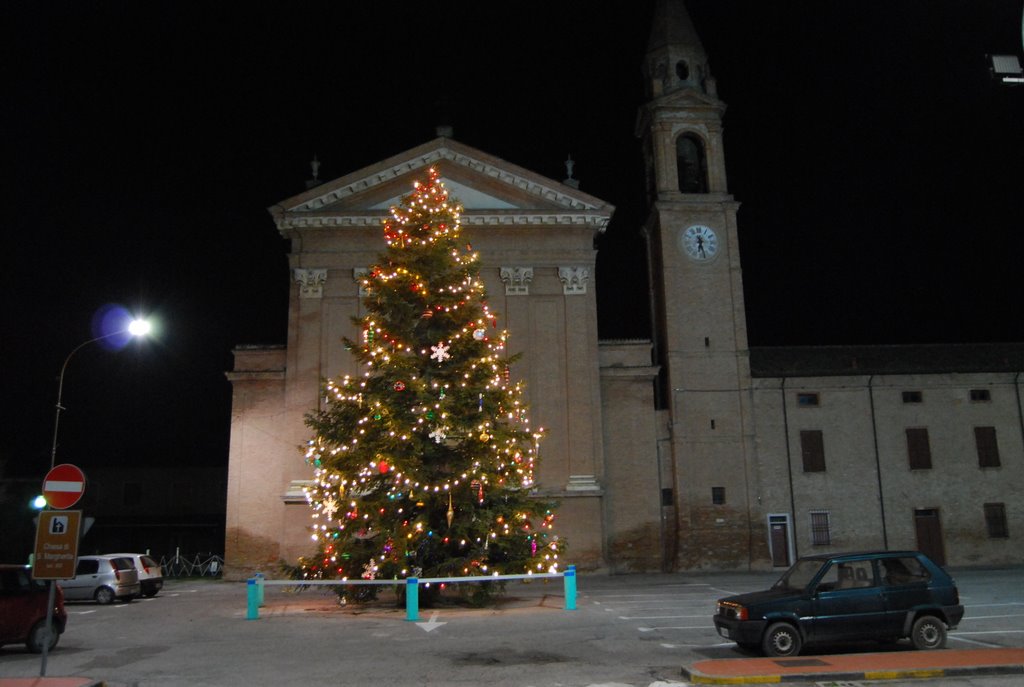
620 614 706 620
416 610 446 633
953 629 1024 635
949 635 1002 647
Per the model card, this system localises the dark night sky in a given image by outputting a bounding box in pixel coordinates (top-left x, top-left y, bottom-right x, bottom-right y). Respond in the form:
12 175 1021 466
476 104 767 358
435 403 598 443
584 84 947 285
3 2 1022 480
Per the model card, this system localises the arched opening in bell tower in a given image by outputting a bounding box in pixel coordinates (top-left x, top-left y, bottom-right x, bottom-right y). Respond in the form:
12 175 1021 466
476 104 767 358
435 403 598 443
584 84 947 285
676 133 708 193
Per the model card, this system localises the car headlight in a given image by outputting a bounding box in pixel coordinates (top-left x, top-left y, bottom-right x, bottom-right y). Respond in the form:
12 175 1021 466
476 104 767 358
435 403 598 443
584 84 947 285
717 601 748 620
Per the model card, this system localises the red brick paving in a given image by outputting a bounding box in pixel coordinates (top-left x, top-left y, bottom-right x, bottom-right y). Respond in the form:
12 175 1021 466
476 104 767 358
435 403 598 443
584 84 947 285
686 647 1024 683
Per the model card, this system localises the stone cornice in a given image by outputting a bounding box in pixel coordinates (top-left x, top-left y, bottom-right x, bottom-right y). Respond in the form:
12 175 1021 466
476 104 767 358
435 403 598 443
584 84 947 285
274 211 610 232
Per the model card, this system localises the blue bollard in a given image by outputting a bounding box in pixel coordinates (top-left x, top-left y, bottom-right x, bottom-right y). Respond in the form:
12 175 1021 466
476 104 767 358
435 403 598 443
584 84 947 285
405 577 420 621
564 565 577 611
246 578 259 620
255 572 265 607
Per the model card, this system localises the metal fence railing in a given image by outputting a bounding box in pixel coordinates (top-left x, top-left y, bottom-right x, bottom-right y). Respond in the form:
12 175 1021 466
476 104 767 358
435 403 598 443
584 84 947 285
158 551 224 578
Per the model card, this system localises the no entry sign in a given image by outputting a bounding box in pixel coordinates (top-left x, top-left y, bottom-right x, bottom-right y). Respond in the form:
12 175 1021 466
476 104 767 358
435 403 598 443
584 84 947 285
42 463 86 510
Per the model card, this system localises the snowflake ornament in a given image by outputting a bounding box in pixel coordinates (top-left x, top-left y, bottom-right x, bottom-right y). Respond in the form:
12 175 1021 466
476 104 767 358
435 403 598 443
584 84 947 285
321 496 339 520
430 342 451 362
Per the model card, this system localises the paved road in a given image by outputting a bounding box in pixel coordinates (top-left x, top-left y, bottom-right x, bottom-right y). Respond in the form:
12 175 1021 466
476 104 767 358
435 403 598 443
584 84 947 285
1 567 1021 686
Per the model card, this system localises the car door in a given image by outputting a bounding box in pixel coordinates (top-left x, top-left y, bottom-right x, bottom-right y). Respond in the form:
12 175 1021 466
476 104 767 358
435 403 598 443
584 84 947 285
879 555 934 636
62 558 100 600
0 568 34 642
808 559 887 643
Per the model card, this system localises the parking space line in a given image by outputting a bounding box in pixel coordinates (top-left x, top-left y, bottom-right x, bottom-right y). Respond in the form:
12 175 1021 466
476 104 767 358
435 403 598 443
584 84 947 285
586 592 707 598
950 635 1002 648
962 613 1024 620
619 614 707 620
954 629 1024 635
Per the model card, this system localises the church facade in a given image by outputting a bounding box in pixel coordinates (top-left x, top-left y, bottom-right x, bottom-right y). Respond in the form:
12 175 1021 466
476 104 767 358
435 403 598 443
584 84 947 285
224 1 1023 578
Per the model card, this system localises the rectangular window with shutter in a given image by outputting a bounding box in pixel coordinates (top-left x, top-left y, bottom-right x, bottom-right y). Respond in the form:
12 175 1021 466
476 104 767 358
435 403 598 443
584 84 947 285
906 428 933 470
970 389 991 402
984 503 1008 538
800 430 826 472
796 393 820 407
975 426 1001 468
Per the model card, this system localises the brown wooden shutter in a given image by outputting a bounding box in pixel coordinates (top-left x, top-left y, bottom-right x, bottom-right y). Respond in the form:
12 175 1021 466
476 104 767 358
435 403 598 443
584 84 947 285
800 430 826 472
975 426 1001 467
906 428 933 470
984 503 1008 537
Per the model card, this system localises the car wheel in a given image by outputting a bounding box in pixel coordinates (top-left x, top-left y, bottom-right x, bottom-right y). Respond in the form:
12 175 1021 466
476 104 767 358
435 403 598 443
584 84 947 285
910 615 947 650
27 620 59 653
762 622 803 657
95 586 116 605
144 589 158 598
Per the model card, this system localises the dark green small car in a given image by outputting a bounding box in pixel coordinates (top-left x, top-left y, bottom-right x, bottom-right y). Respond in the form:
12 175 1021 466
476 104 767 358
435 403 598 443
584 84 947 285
713 551 964 657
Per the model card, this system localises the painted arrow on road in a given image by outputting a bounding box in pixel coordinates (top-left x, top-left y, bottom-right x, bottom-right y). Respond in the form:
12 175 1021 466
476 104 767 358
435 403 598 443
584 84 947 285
416 611 446 633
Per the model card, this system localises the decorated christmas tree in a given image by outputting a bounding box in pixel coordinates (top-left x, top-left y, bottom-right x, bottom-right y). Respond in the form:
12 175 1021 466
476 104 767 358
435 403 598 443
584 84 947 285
296 167 564 601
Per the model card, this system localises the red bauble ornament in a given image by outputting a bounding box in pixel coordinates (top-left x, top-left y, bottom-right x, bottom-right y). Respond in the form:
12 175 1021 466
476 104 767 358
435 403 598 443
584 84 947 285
378 461 389 474
394 381 406 391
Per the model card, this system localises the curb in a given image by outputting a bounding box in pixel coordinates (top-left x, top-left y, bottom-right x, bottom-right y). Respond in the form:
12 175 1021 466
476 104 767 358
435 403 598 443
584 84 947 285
0 679 103 687
682 661 1024 684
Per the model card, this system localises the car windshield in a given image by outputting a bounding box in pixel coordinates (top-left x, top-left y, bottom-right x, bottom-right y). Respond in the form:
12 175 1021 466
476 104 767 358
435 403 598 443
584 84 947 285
773 558 827 591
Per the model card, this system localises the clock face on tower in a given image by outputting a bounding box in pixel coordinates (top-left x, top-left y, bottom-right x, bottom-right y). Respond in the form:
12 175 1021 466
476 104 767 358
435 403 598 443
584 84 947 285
680 224 718 261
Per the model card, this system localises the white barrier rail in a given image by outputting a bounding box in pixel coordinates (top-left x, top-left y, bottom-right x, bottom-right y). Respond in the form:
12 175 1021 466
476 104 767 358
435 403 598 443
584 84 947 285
245 566 578 621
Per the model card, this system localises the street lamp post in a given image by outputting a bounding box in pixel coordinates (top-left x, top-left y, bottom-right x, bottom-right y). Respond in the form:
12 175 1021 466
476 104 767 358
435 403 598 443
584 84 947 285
39 317 150 677
48 318 151 470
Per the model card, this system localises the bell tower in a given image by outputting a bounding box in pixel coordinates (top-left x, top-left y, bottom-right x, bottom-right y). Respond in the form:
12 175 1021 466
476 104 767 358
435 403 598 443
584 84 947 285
638 0 759 569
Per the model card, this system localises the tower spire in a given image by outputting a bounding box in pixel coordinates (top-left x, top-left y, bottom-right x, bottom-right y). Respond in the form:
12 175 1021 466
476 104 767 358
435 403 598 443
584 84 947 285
645 0 716 97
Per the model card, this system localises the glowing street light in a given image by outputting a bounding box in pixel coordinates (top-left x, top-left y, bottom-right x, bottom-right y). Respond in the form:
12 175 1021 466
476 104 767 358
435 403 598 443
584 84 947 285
48 316 152 470
128 318 152 337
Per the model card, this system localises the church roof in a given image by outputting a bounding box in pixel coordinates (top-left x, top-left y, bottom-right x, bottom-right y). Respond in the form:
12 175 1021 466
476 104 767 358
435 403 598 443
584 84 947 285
750 343 1024 378
269 137 614 235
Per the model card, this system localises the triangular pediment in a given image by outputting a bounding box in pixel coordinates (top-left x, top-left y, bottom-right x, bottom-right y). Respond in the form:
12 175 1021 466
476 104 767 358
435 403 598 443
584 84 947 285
635 86 726 136
270 138 614 233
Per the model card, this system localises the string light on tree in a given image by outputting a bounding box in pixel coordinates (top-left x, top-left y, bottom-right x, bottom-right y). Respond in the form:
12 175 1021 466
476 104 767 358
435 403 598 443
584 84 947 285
293 168 564 601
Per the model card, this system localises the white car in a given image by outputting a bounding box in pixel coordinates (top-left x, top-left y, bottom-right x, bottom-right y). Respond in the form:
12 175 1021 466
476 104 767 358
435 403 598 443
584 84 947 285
62 555 140 604
106 553 163 597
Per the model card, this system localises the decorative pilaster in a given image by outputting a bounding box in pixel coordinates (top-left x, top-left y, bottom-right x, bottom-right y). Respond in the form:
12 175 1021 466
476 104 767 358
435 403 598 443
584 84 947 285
294 268 328 299
558 266 590 295
499 266 534 295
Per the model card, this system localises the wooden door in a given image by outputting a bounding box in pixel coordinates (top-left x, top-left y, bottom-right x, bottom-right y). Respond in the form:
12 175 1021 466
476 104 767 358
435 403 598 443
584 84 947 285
914 508 946 565
768 515 791 567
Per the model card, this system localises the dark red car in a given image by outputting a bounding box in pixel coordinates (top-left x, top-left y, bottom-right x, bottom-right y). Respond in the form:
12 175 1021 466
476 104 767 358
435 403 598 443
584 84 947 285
0 564 67 653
